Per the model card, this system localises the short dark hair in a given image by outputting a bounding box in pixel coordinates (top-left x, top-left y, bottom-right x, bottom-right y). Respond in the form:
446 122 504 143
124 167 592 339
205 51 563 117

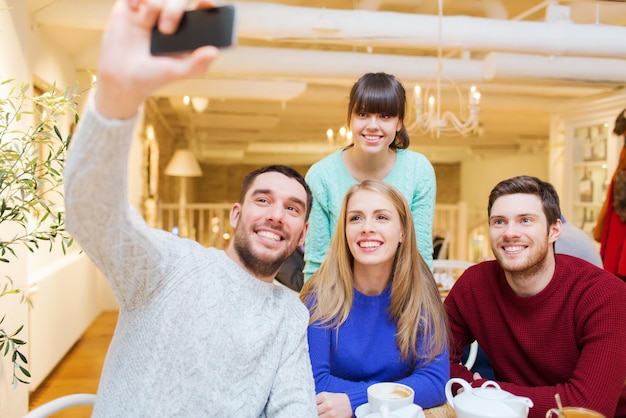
347 72 410 150
239 165 313 221
488 175 561 230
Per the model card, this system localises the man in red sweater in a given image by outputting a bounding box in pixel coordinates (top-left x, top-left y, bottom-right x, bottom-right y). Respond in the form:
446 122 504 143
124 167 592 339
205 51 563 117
445 175 626 418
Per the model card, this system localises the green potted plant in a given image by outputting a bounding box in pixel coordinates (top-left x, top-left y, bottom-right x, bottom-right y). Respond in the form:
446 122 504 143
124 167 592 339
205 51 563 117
0 79 85 386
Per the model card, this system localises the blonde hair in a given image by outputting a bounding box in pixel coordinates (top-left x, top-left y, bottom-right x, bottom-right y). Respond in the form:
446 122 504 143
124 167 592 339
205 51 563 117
300 180 448 364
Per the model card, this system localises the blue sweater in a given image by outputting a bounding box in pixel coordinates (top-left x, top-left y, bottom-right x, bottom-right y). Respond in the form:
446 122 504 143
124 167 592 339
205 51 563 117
304 148 436 281
306 286 449 413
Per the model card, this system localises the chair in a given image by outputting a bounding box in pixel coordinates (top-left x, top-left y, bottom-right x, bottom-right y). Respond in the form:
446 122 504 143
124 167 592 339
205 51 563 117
433 231 451 260
432 259 474 272
463 341 479 370
24 393 97 418
432 259 474 293
432 233 447 260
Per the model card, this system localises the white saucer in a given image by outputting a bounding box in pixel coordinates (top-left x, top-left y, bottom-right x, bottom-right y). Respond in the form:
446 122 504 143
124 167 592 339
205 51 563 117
354 403 425 418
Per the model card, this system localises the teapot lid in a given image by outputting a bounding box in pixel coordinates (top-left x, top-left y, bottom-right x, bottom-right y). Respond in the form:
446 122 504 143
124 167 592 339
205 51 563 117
474 383 511 401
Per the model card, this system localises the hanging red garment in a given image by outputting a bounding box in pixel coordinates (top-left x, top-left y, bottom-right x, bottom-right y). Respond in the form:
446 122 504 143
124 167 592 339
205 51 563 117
599 178 626 280
596 126 626 280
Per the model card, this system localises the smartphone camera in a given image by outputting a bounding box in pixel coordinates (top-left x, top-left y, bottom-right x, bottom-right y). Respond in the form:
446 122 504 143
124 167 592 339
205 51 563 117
150 5 236 55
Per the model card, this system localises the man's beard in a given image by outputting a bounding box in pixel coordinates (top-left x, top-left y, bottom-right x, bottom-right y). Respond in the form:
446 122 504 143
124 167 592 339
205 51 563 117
492 239 551 276
233 227 294 278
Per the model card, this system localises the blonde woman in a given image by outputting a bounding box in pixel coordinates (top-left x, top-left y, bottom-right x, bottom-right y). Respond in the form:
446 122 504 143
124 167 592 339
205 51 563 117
300 180 448 417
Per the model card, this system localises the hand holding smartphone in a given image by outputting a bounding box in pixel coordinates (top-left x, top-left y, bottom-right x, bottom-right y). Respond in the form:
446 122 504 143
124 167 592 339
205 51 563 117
150 5 236 55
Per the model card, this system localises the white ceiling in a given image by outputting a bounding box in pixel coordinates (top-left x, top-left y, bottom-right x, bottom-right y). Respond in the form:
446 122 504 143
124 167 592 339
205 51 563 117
28 0 626 165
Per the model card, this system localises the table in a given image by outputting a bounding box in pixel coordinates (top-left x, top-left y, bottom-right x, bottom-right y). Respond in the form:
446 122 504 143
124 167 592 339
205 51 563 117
424 403 456 418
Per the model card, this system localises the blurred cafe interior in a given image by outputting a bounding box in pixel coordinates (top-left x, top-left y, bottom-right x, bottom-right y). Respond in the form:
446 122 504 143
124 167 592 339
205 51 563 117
3 0 626 415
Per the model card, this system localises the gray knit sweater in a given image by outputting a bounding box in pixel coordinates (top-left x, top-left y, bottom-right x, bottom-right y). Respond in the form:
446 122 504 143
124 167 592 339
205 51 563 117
64 98 317 417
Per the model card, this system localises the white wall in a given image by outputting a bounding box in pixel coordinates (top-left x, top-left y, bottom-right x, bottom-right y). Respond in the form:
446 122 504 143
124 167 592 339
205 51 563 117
0 225 29 418
1 1 36 415
27 253 101 389
460 152 549 231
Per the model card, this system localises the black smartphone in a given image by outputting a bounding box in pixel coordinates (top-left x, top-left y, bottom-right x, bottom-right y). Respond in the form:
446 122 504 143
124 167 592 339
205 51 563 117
150 6 236 55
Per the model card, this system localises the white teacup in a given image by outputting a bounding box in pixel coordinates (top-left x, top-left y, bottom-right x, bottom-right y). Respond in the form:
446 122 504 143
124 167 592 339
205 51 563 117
367 382 415 416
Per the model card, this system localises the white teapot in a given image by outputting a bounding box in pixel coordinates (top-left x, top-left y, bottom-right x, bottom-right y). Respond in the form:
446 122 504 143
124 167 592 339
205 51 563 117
445 378 534 418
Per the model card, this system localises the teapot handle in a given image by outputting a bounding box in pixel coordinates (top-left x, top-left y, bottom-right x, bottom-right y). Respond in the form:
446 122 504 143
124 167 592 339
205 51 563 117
480 380 502 390
445 378 472 406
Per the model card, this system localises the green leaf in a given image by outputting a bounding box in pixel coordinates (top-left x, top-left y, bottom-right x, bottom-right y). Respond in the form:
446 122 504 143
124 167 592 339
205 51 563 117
19 365 31 377
0 78 86 388
53 125 62 140
11 325 23 337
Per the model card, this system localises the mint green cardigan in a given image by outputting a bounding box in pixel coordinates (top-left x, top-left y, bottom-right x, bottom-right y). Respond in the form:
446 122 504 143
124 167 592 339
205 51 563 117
303 148 436 281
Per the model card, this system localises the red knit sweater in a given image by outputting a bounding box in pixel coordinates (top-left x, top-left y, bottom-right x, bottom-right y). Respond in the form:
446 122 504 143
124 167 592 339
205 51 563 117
445 255 626 418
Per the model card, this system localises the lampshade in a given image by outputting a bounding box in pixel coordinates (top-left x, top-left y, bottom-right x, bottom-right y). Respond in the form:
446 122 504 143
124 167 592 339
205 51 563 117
164 149 203 177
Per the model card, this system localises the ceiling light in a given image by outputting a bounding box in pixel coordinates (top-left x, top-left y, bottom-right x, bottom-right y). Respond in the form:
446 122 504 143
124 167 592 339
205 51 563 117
190 97 209 113
165 149 203 178
326 126 352 145
182 96 210 113
146 124 155 141
405 0 481 138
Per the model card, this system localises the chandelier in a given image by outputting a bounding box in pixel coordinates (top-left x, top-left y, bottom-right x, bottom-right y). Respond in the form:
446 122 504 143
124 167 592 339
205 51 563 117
406 0 481 138
326 126 353 145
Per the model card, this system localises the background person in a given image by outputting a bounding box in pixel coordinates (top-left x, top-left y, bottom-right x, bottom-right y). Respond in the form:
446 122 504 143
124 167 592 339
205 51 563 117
64 1 316 416
555 216 603 268
594 108 626 280
445 175 626 418
301 180 448 417
275 245 305 291
303 72 436 282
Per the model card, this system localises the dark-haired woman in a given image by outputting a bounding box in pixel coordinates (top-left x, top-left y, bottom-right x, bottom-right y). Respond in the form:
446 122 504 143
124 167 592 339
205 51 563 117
303 72 436 282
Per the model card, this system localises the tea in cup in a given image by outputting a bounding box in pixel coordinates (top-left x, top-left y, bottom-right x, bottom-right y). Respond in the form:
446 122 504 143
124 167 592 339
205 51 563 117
367 382 414 415
545 407 605 418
